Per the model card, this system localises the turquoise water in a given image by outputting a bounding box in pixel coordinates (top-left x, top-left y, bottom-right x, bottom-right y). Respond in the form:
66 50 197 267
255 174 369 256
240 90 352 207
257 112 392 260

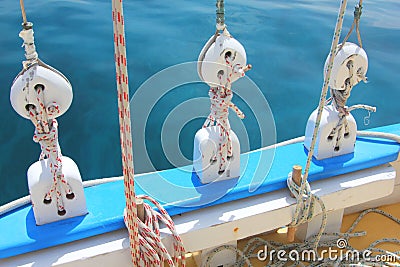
0 0 399 206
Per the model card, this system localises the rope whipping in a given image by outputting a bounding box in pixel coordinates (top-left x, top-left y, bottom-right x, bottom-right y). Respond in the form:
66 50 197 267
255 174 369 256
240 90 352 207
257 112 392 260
112 1 185 265
18 1 74 216
203 207 400 266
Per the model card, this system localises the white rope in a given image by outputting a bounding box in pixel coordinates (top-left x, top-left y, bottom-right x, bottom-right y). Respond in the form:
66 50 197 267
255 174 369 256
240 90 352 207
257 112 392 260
327 55 375 149
132 195 186 266
203 44 246 172
18 21 74 216
286 0 349 252
111 1 185 265
19 24 38 69
111 0 140 264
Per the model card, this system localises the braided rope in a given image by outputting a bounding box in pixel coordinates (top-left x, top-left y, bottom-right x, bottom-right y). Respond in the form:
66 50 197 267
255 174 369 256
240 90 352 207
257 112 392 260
339 0 364 50
286 172 327 251
112 1 185 265
111 0 139 264
203 56 245 172
327 57 375 149
27 90 73 215
18 17 74 216
135 195 186 266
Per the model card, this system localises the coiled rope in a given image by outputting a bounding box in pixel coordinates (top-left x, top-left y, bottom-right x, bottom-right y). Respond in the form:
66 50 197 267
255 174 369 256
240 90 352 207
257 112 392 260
111 1 185 265
18 0 74 216
203 207 400 266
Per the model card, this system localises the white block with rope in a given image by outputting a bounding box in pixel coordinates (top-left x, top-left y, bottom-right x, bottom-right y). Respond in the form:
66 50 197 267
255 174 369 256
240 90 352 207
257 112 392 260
9 20 87 225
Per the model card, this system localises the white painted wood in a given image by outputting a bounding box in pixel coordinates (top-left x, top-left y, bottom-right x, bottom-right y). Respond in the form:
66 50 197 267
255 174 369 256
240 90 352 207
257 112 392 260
1 164 395 267
296 209 344 241
345 156 400 214
194 240 237 267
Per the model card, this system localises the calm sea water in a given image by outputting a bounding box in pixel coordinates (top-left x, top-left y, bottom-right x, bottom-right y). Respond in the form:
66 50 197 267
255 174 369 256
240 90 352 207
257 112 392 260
0 0 399 205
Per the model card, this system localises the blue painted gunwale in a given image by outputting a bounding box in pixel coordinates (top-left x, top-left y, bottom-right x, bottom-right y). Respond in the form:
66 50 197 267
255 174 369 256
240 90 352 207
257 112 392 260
0 123 399 259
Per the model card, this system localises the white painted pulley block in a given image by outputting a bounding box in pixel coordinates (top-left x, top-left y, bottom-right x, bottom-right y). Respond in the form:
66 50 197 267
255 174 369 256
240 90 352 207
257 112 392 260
10 64 73 119
324 42 368 90
193 126 240 184
27 156 87 225
304 105 357 160
198 31 247 87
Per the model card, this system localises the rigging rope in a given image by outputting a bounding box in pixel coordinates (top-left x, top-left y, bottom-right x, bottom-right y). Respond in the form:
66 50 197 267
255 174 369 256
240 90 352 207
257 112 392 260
203 55 246 172
111 0 140 264
327 0 373 151
286 0 349 251
17 3 74 216
339 0 364 50
111 1 185 265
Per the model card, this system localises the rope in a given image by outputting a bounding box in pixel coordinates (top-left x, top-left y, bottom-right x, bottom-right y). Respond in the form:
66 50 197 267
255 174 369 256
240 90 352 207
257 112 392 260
16 13 74 216
286 0 349 253
134 195 186 266
325 0 372 155
111 0 139 264
203 208 400 266
203 53 246 173
112 1 185 266
339 0 363 50
28 92 74 215
19 0 28 25
286 172 327 251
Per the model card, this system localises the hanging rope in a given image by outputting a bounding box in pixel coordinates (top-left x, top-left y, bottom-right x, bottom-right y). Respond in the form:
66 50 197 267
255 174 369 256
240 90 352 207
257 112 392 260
285 0 349 251
17 2 74 216
111 0 140 264
203 53 246 173
111 1 185 266
325 0 375 151
339 0 364 50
